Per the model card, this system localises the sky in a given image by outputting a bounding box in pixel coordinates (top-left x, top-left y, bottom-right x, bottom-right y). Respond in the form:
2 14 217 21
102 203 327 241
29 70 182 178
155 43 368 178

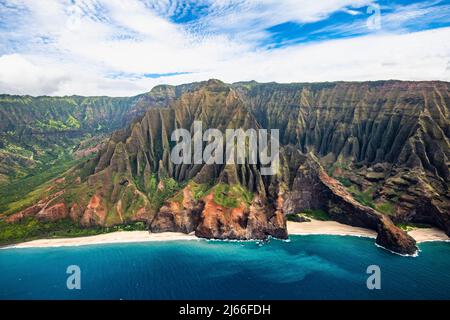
1 0 450 96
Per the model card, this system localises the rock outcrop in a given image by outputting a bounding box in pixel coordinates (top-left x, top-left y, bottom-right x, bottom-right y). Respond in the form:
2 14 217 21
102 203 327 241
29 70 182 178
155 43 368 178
150 190 288 240
150 185 204 234
36 203 68 222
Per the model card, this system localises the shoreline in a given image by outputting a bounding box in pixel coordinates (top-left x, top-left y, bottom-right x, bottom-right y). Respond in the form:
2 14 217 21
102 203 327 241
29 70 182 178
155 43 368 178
287 220 450 243
287 220 377 238
407 228 450 243
1 231 198 249
2 220 449 249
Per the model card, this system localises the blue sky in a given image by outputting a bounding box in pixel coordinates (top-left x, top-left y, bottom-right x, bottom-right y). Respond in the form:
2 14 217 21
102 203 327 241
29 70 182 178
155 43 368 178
1 0 450 96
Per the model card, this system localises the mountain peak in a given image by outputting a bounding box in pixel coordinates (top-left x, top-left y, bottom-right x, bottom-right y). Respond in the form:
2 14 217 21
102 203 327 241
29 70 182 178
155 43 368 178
205 79 225 87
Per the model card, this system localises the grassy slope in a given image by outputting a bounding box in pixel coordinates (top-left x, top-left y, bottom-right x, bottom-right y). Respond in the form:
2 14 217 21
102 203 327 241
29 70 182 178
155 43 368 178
0 155 152 246
0 156 82 214
0 94 141 181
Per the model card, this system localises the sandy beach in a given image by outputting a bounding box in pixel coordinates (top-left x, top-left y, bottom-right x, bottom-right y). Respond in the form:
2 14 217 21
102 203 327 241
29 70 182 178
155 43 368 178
287 220 377 238
2 220 449 249
2 231 197 249
287 219 450 243
408 227 450 243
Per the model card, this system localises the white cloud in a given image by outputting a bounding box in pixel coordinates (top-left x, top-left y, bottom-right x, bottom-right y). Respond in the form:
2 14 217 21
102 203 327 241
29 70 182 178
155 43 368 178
235 27 450 83
0 0 449 96
0 54 68 95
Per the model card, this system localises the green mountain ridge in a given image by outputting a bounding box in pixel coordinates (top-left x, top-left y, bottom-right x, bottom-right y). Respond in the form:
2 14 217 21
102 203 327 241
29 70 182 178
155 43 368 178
0 79 449 254
0 84 198 182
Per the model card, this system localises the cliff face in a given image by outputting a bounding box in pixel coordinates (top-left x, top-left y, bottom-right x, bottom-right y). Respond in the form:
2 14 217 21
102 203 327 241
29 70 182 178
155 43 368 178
73 80 288 240
235 81 449 236
2 79 449 254
278 149 416 254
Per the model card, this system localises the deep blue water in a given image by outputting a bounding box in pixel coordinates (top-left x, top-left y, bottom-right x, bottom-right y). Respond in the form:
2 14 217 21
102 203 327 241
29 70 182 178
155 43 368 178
0 235 449 300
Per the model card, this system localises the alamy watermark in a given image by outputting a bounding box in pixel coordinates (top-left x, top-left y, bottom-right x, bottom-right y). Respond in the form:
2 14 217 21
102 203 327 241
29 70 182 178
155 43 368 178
66 265 81 290
170 121 280 175
367 3 381 30
366 265 381 290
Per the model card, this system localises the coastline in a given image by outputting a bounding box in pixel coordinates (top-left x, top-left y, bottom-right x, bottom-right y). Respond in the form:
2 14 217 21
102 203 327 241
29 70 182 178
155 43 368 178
2 219 449 249
1 231 198 249
287 220 450 243
287 220 377 238
408 227 450 243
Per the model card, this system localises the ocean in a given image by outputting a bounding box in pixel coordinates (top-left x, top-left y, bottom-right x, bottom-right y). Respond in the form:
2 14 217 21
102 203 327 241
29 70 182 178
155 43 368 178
1 235 449 300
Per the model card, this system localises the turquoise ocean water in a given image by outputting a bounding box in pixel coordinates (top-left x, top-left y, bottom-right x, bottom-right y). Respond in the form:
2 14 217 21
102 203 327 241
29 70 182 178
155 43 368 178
0 235 449 300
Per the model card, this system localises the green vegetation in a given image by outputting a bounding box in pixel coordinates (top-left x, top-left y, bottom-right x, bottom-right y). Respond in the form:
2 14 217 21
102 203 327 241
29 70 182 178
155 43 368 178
0 218 147 246
300 209 330 221
0 131 102 182
286 213 310 222
190 182 210 201
119 186 147 220
62 180 93 209
2 142 33 158
213 184 236 208
396 222 433 232
375 201 396 215
66 115 81 129
212 183 253 208
35 119 77 131
147 175 184 209
163 181 211 206
396 223 415 232
286 214 297 221
0 156 84 215
0 94 142 183
336 176 352 187
348 186 376 208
